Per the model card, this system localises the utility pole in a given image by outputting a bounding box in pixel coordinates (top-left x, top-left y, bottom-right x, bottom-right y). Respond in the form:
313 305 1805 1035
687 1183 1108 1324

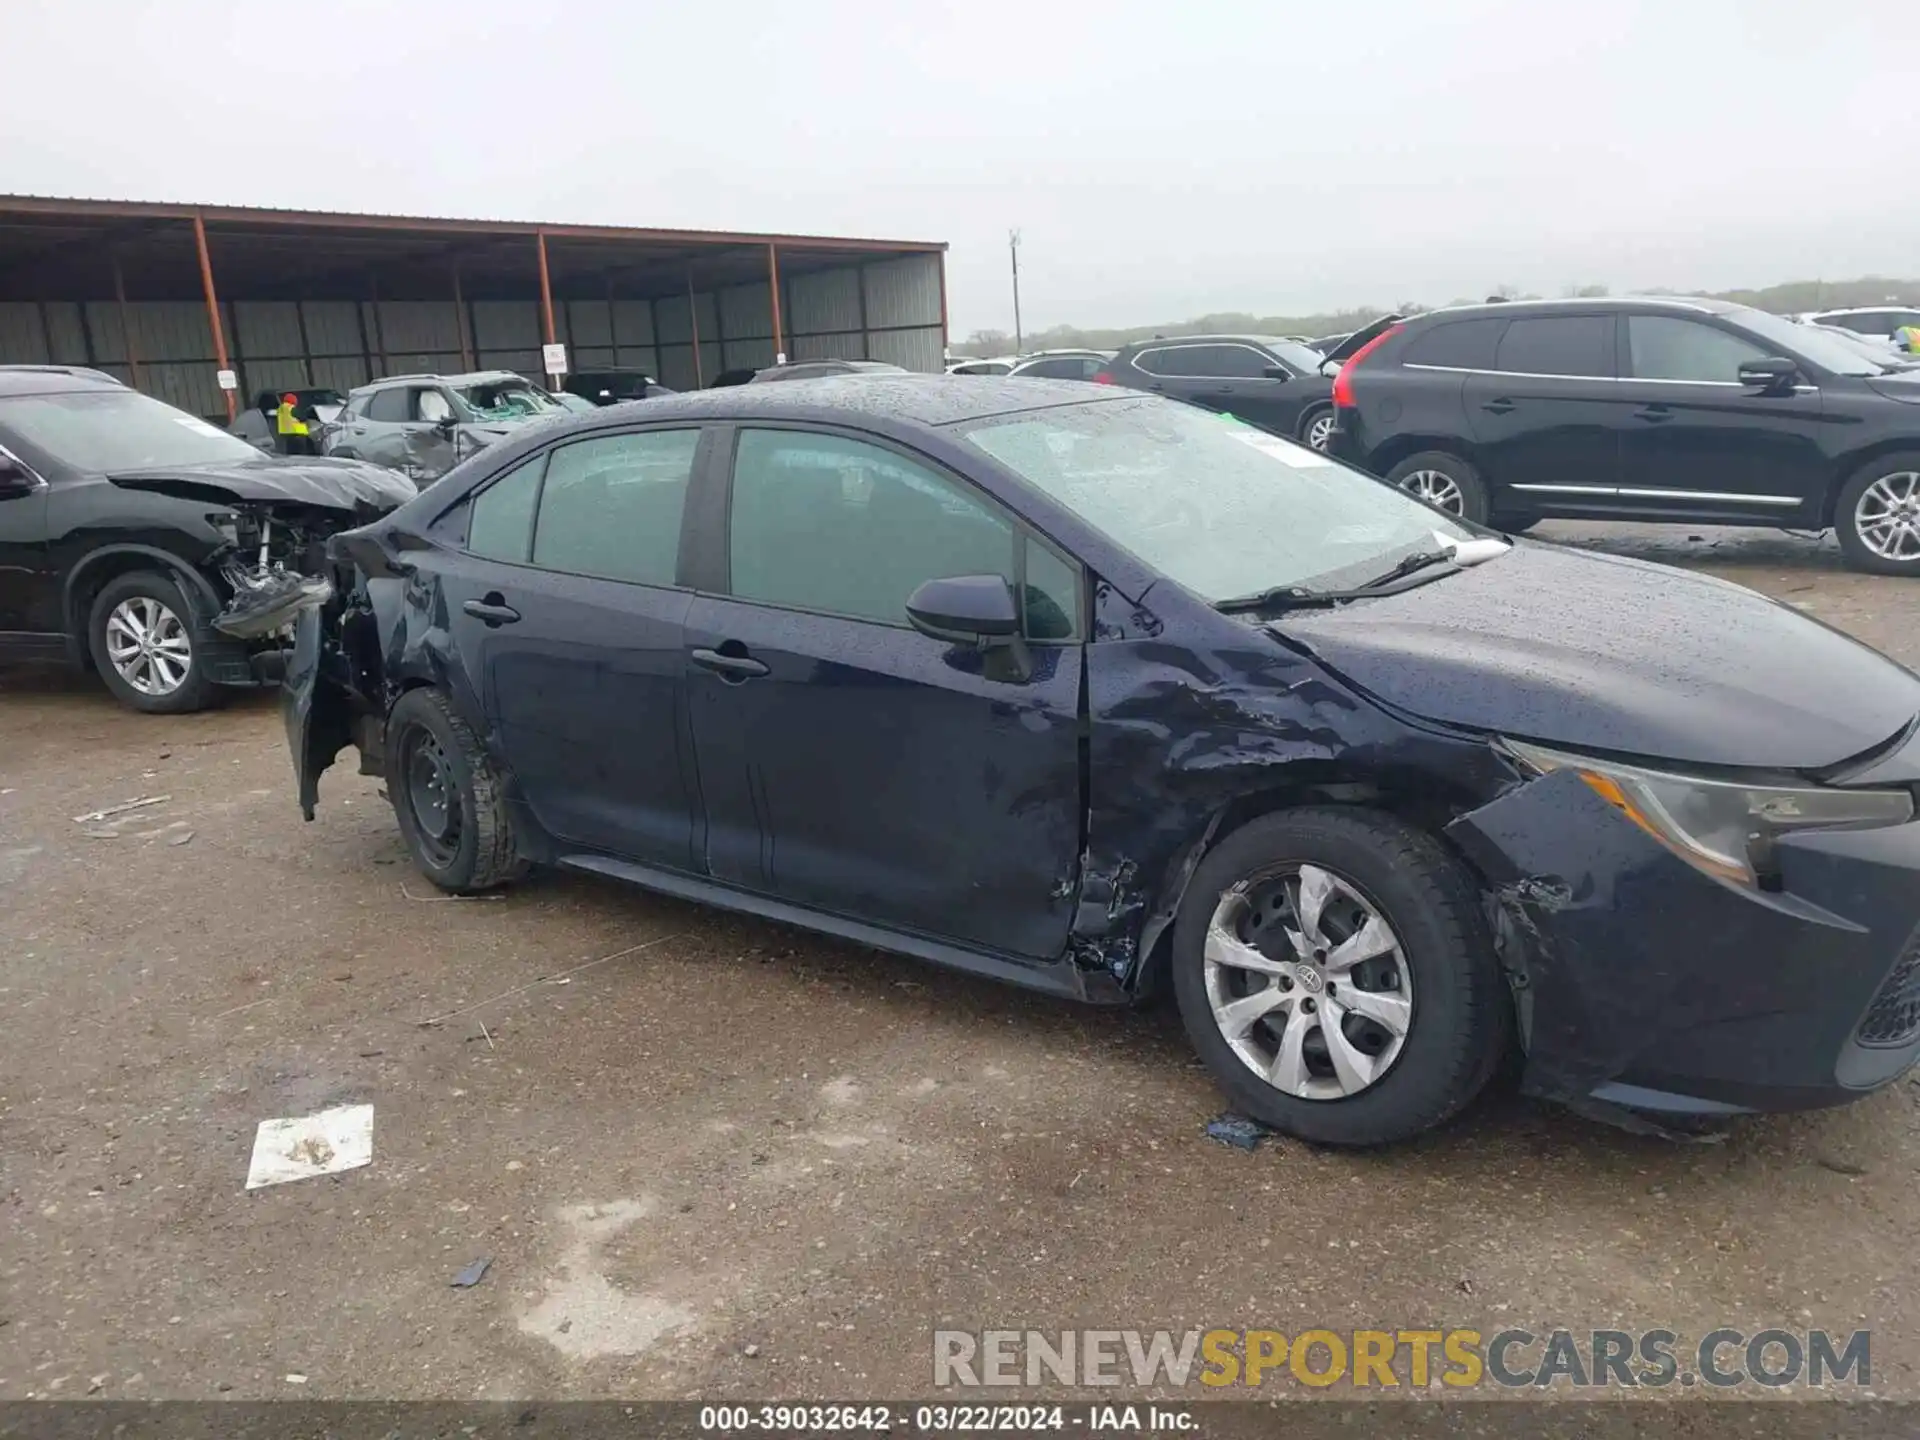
1009 228 1024 354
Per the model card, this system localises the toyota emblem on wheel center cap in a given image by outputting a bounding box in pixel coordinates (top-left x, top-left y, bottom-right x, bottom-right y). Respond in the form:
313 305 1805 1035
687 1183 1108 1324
1294 964 1325 993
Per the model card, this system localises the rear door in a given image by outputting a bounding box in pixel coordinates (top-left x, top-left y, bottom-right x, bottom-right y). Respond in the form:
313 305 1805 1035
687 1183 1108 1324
0 443 52 641
445 426 705 866
1133 342 1306 435
682 424 1084 961
1615 313 1826 521
1462 313 1623 502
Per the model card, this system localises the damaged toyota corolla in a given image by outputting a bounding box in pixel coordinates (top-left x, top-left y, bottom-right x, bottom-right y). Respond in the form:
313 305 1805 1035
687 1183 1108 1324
283 377 1920 1145
0 366 414 712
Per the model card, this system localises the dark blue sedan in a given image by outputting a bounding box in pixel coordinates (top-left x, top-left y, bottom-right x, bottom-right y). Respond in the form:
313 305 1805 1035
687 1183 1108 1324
285 377 1920 1145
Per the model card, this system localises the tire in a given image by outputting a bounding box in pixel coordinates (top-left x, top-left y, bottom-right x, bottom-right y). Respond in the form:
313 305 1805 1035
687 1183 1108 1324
1170 807 1511 1147
1492 512 1544 535
1385 450 1490 524
1834 452 1920 575
87 570 222 715
383 687 527 893
1297 406 1336 453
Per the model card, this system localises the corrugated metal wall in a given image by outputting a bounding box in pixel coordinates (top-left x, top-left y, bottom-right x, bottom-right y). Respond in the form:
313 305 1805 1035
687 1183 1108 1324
0 252 944 414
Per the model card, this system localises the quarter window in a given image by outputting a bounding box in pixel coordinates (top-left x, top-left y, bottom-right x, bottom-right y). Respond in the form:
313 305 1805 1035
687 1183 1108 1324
530 430 698 586
1491 316 1613 378
727 429 1077 638
466 455 542 563
1626 317 1769 383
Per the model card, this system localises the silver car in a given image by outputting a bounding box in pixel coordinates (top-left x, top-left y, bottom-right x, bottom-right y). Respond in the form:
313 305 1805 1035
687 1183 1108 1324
322 371 566 481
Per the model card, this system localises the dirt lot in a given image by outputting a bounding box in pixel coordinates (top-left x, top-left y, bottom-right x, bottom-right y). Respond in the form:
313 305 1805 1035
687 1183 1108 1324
4 522 1920 1403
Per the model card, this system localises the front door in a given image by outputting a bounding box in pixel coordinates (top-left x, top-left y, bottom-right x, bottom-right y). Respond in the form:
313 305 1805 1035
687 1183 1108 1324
685 425 1085 961
1615 313 1828 522
0 460 50 640
447 428 705 866
1462 312 1623 504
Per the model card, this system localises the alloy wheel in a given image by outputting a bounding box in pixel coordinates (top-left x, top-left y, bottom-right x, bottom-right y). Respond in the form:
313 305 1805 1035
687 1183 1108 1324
1305 413 1336 452
1855 471 1920 562
1399 469 1464 514
403 726 463 869
1202 863 1414 1100
104 596 193 697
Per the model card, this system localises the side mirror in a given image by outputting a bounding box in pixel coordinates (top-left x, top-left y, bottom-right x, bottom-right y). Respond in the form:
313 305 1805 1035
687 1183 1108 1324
0 451 36 498
906 574 1020 645
1261 365 1292 382
1738 357 1799 393
433 415 458 435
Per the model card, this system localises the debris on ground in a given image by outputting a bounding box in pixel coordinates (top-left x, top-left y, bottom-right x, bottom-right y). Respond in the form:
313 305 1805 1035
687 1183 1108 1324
451 1257 492 1289
245 1104 375 1190
167 829 194 847
71 796 169 824
1204 1113 1274 1152
1816 1156 1870 1177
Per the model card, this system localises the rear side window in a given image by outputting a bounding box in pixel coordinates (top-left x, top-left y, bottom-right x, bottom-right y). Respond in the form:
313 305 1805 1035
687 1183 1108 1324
1137 345 1267 379
1492 316 1613 378
466 455 543 563
1400 318 1504 370
363 388 410 423
1017 357 1100 380
1626 317 1769 383
531 429 698 586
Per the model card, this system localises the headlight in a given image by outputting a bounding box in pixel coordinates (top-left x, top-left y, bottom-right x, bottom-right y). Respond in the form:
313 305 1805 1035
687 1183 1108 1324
1505 738 1914 888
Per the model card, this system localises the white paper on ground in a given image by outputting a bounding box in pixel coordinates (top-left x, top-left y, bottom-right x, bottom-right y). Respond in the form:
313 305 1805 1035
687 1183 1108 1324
245 1104 374 1190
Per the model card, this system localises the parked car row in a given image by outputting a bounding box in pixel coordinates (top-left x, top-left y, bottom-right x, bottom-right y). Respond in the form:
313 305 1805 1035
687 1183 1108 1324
1327 295 1920 573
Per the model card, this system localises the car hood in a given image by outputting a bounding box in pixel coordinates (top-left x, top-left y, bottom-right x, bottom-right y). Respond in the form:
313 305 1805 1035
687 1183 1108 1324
1865 372 1920 404
107 455 416 514
1273 542 1920 770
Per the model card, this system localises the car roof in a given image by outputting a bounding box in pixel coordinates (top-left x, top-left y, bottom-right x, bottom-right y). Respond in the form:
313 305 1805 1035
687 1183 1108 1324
1407 295 1740 323
528 374 1134 430
1119 334 1288 351
1809 306 1918 317
352 369 524 393
0 364 128 396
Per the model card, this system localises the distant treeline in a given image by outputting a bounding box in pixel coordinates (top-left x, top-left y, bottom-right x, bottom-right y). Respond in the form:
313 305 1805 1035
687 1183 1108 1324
952 277 1920 357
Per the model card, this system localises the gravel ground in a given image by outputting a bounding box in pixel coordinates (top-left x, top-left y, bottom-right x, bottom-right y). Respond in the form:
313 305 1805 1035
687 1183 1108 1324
3 521 1920 1404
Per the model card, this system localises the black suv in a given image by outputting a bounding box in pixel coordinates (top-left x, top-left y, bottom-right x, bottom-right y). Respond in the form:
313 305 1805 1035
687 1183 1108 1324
1332 297 1920 574
1097 334 1348 450
0 366 413 712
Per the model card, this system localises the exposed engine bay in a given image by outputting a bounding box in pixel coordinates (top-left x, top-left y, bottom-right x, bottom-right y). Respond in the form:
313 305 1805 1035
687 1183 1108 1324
211 505 339 640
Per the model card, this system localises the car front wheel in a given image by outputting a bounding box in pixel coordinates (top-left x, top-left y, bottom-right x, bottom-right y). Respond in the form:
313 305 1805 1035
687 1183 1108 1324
1171 807 1511 1146
87 570 221 714
1835 453 1920 575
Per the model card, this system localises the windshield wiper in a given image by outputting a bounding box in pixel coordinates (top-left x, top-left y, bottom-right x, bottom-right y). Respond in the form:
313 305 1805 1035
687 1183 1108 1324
1214 549 1461 615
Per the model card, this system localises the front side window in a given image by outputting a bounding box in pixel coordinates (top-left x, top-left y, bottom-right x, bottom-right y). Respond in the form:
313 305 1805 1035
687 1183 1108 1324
1627 317 1769 382
1492 316 1613 377
727 429 1074 636
530 430 698 585
961 396 1477 603
415 389 455 424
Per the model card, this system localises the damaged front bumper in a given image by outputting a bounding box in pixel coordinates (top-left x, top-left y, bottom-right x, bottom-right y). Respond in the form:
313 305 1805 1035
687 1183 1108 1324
1449 769 1920 1115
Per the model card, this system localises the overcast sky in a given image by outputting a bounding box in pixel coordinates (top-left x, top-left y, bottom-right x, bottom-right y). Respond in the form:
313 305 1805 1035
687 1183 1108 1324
4 0 1914 333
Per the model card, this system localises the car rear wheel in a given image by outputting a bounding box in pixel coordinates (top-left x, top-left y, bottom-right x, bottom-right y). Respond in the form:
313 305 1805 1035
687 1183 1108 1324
1835 454 1920 575
1171 807 1511 1146
384 687 527 893
87 571 221 714
1298 406 1336 452
1385 451 1489 524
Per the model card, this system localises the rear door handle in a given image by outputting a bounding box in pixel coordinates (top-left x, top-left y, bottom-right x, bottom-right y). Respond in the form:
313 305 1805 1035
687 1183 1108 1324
462 595 521 626
1480 398 1516 415
691 646 770 681
1632 405 1674 423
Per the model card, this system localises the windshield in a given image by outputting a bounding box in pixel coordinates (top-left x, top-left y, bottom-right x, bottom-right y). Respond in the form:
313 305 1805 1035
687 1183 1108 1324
1733 308 1888 376
0 388 263 472
960 396 1476 601
454 380 565 421
1260 339 1328 375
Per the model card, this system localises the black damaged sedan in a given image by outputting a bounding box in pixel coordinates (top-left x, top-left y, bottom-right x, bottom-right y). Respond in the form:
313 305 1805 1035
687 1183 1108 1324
286 377 1920 1145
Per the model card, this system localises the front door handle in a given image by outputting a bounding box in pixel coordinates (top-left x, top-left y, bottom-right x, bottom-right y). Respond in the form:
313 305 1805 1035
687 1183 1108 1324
691 646 770 681
462 594 521 627
1632 405 1674 423
1481 398 1516 415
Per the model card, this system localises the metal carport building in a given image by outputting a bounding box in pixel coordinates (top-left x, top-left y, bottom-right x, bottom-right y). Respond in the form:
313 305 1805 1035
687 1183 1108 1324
0 195 949 421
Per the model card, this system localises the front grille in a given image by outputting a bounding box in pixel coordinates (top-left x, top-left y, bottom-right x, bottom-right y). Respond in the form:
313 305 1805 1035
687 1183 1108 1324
1857 943 1920 1048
